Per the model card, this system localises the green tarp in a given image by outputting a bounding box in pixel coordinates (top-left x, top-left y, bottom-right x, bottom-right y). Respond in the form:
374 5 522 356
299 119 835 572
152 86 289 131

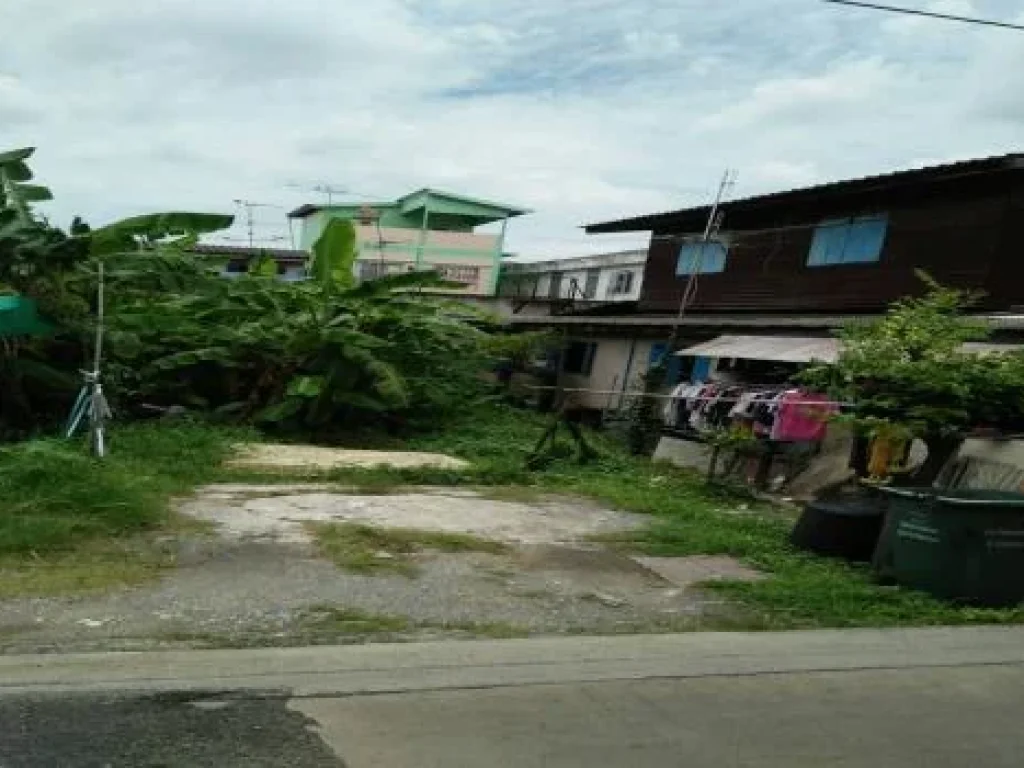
0 295 52 337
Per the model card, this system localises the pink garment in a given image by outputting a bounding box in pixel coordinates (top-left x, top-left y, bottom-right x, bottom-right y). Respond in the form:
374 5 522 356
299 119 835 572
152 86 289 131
770 390 838 442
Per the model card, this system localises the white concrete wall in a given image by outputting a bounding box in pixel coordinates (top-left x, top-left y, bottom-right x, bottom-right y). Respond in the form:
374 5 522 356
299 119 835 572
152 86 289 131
596 266 643 301
506 264 644 302
559 337 657 411
502 251 647 303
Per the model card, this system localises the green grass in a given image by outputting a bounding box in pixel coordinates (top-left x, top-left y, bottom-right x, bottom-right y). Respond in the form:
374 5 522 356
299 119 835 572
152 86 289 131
300 606 528 640
0 420 249 591
301 605 413 634
308 521 508 577
0 537 177 598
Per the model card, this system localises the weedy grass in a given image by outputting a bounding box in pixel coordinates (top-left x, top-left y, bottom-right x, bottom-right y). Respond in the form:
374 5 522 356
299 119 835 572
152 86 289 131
307 521 507 577
6 405 1023 627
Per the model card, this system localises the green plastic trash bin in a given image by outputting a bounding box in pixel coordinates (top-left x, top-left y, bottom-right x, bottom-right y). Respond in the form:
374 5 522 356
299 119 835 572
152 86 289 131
873 486 1024 607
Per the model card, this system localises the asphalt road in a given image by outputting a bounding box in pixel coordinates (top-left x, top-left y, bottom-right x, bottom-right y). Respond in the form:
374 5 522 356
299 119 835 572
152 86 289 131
0 691 344 767
2 628 1023 767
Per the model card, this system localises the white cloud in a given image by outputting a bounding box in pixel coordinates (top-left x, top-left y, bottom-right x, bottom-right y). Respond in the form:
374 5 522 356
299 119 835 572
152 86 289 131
0 0 1021 256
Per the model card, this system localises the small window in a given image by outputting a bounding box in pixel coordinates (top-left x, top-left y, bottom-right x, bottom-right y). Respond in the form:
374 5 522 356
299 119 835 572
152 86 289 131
807 215 888 266
436 264 481 284
677 240 728 276
609 271 634 295
563 341 597 376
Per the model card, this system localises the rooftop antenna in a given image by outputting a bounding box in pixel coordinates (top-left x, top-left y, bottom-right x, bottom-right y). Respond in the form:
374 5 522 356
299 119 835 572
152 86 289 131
285 183 350 206
232 199 285 249
286 182 384 205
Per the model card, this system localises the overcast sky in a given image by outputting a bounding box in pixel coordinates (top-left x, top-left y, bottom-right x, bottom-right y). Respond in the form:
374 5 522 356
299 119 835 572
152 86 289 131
2 0 1022 257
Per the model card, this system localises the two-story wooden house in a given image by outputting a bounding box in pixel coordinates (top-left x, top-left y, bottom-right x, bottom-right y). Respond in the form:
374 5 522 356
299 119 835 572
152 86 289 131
513 153 1024 411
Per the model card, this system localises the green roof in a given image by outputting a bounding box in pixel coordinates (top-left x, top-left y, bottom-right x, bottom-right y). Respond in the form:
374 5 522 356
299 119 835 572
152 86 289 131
289 188 530 224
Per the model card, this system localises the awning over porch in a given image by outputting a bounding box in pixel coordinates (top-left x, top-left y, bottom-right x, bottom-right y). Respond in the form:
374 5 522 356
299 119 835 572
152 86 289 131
676 335 1024 364
676 335 840 363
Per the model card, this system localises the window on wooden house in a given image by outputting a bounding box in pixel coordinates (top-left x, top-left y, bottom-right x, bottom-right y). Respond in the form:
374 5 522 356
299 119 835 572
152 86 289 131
807 215 888 266
676 240 728 275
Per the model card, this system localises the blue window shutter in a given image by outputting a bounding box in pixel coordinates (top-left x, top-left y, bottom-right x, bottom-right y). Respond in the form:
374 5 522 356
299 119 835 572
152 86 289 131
843 216 887 263
677 241 728 276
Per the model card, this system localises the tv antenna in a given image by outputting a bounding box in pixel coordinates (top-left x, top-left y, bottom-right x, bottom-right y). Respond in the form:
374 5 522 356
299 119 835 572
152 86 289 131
286 182 383 205
232 199 287 249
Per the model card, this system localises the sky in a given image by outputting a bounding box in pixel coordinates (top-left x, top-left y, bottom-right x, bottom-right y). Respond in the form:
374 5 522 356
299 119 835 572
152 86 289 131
1 0 1022 258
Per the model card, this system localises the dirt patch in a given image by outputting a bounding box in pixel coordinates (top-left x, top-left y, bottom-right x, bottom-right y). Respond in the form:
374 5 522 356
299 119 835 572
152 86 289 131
227 444 469 472
178 484 646 546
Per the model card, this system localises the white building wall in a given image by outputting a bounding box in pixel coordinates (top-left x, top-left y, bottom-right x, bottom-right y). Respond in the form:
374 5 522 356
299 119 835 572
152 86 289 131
594 266 643 301
502 250 647 302
559 336 658 411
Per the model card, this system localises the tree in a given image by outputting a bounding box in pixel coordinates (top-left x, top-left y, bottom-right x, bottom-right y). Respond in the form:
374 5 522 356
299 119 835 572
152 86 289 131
105 218 505 433
1 145 235 437
1 148 90 436
800 275 1024 484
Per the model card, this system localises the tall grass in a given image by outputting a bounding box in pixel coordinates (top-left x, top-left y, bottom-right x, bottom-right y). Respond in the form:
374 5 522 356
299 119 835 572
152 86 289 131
0 421 246 555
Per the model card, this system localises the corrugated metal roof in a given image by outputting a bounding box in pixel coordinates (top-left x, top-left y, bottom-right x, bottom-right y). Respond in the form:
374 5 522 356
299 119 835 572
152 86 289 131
674 335 1023 363
676 335 840 363
585 153 1024 234
191 244 308 262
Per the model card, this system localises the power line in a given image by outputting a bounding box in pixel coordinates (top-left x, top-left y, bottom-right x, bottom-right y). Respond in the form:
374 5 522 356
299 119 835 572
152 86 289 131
819 0 1024 31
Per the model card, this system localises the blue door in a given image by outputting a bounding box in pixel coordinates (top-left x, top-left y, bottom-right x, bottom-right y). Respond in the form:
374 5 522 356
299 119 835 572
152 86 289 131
691 356 712 382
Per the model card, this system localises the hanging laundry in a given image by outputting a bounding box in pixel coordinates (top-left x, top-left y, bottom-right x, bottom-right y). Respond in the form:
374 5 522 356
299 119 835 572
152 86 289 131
769 390 839 442
662 382 692 427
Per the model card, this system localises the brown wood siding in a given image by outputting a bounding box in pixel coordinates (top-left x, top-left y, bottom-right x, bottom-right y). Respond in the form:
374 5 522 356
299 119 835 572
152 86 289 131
982 185 1024 311
639 189 1021 314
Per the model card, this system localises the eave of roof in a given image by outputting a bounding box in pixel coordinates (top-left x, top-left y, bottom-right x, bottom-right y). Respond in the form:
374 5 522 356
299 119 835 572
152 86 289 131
585 153 1024 234
397 187 532 217
191 244 308 262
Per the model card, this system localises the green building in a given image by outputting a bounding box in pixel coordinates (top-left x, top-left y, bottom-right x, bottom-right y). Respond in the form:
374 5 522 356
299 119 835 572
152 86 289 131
288 189 530 296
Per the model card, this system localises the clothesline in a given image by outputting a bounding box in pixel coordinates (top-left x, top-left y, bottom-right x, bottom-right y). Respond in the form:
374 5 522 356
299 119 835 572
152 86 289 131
521 384 854 408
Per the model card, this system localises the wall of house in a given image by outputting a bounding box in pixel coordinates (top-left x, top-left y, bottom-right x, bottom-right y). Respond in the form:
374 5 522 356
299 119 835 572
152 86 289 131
639 186 1023 314
559 337 658 411
353 224 499 294
298 205 417 250
500 263 645 302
